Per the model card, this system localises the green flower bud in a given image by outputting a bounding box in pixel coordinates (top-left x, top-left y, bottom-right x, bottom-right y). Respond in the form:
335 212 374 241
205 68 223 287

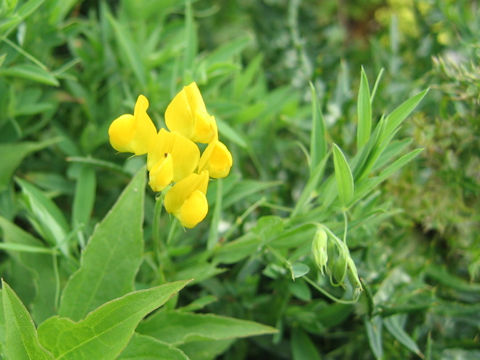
327 241 348 287
347 257 363 293
312 228 328 274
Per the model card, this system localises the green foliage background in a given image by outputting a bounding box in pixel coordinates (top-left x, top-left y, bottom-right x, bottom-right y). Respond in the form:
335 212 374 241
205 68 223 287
0 0 479 359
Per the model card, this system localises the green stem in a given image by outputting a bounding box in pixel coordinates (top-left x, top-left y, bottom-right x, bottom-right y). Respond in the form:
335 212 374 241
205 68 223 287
153 194 165 260
166 219 178 246
343 210 348 243
304 276 360 304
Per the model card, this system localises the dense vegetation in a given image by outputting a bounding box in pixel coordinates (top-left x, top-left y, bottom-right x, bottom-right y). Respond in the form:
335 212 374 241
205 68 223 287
0 0 478 359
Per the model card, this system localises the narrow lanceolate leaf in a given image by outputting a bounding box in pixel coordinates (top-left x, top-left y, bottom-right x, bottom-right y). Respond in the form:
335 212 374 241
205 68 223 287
309 82 327 171
0 139 60 191
17 178 70 256
383 89 429 141
183 0 198 77
365 316 383 360
119 333 190 360
59 168 146 321
0 64 59 86
137 311 277 345
357 67 372 149
384 316 422 357
107 12 146 88
292 153 329 218
38 281 189 360
332 144 354 207
2 281 54 360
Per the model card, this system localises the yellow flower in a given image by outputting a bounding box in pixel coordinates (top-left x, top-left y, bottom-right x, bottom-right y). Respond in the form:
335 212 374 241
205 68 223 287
147 129 200 192
165 82 217 143
164 170 209 228
108 95 157 155
198 140 233 178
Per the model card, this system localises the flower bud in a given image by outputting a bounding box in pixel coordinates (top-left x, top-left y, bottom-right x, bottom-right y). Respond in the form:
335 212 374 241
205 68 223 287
312 228 328 274
327 241 348 287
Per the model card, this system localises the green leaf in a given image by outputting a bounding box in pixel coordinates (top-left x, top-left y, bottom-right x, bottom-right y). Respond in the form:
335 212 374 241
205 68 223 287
59 168 146 321
376 148 423 180
179 340 233 360
203 35 251 67
291 328 321 360
38 281 189 360
0 0 45 35
137 311 277 345
309 82 327 171
0 241 56 254
107 12 146 88
72 164 96 228
384 316 422 357
16 178 70 256
357 67 372 149
292 152 329 218
383 89 428 141
332 144 354 207
0 64 59 86
2 281 53 360
365 316 383 360
0 216 57 323
183 0 197 78
119 333 190 360
213 233 261 264
0 139 59 191
291 263 310 279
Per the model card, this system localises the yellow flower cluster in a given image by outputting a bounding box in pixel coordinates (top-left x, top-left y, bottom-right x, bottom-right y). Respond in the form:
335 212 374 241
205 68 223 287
108 83 232 228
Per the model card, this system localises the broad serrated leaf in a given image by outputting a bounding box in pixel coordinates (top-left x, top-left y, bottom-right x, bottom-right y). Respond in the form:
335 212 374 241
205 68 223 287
357 67 372 149
59 168 146 321
119 333 190 360
137 311 277 345
38 281 189 360
0 139 59 191
332 144 354 207
0 217 57 323
2 281 53 360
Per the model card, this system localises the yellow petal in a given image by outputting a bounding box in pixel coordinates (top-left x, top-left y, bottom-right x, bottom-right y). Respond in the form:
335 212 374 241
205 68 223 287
108 95 157 155
147 129 200 181
147 129 173 170
170 132 200 181
108 114 135 153
165 86 195 139
192 110 217 143
185 82 207 114
165 82 217 143
177 189 208 228
149 154 174 192
198 140 233 178
164 170 209 215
